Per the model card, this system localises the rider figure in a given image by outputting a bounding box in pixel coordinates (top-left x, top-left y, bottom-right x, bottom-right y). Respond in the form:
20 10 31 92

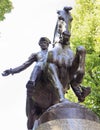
26 37 51 92
2 37 51 90
2 37 51 130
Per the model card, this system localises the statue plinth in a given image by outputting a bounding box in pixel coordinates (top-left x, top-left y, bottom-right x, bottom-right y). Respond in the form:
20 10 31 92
33 100 100 130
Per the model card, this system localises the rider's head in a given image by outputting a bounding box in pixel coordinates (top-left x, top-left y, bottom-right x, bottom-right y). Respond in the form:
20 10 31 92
39 37 51 50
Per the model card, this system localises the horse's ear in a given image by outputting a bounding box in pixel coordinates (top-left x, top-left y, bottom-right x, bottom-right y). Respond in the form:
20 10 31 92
57 10 60 15
64 6 72 12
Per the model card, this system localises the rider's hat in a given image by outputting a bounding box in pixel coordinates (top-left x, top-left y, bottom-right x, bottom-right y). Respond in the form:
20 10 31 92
39 37 51 45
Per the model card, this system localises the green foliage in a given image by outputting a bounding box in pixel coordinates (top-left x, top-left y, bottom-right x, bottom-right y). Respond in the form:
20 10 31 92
0 0 13 21
84 53 100 117
67 0 100 117
65 88 78 102
71 0 100 53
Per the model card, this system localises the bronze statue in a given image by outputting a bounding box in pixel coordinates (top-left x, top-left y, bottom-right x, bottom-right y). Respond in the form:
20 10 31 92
2 6 91 130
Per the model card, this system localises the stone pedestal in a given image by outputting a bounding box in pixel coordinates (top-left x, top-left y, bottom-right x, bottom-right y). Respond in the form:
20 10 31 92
33 100 100 130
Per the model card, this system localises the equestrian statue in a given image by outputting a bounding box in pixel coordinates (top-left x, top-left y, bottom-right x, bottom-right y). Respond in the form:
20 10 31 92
2 6 91 130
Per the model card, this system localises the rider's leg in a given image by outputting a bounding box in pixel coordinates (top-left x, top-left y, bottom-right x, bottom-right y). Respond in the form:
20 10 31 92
48 64 65 101
26 65 43 90
26 65 43 97
29 65 43 86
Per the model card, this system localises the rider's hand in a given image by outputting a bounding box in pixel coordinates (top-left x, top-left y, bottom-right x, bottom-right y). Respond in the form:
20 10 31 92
2 69 12 76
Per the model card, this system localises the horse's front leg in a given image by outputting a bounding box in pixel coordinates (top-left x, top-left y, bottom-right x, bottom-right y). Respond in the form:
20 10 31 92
70 46 86 79
70 46 91 102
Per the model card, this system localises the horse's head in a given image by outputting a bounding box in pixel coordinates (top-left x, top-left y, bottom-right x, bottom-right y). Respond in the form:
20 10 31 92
53 6 73 45
57 6 73 34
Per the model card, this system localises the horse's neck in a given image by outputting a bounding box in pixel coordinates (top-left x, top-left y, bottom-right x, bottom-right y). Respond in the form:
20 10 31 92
55 42 70 51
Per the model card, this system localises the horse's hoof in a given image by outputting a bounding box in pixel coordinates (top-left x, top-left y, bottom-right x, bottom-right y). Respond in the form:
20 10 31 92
81 86 91 98
78 97 85 103
59 98 65 102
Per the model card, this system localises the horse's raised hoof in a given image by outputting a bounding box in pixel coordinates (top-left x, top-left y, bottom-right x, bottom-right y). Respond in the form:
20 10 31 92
78 86 91 103
81 86 91 98
78 97 85 103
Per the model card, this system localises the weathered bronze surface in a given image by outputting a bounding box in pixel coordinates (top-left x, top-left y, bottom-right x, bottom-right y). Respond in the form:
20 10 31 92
2 6 93 130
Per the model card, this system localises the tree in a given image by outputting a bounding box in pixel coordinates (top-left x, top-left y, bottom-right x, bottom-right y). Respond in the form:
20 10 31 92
66 0 100 118
0 0 13 21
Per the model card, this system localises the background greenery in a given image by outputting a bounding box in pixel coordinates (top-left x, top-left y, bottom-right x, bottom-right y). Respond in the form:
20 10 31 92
0 0 12 21
66 0 100 118
1 0 100 118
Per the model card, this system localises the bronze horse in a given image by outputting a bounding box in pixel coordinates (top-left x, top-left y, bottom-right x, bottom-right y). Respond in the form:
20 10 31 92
2 7 91 130
26 7 90 129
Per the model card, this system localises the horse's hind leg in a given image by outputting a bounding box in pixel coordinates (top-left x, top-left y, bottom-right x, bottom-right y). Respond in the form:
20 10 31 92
32 120 39 130
70 46 91 102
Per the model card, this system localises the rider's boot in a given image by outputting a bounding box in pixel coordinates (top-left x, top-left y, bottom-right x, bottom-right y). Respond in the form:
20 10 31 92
30 66 43 88
26 66 43 89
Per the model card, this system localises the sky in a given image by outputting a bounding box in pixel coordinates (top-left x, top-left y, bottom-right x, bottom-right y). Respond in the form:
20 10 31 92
0 0 75 130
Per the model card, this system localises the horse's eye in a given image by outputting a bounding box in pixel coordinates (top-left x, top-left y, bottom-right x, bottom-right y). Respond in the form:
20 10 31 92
58 16 64 21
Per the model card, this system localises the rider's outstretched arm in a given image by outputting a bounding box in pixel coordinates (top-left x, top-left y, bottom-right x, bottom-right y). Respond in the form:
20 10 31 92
2 53 37 76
